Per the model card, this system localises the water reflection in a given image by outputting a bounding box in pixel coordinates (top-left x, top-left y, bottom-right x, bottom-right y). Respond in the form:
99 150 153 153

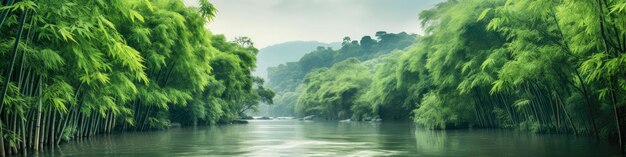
412 128 620 157
36 120 619 157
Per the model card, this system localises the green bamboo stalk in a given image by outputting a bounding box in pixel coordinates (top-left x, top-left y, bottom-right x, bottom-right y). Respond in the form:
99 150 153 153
33 76 42 152
0 0 15 29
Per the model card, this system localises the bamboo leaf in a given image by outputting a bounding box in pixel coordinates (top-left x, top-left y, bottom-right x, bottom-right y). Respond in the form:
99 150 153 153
610 2 626 13
477 8 492 21
129 10 144 22
58 27 77 43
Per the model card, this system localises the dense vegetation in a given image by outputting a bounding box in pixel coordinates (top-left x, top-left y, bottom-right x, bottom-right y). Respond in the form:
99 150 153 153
264 0 626 152
1 0 626 155
0 0 272 156
263 32 417 117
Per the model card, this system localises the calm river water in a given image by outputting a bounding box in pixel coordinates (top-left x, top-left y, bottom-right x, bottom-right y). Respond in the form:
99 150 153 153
37 120 619 156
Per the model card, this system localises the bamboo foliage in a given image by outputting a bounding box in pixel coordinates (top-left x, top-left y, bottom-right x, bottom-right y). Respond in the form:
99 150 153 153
0 0 273 156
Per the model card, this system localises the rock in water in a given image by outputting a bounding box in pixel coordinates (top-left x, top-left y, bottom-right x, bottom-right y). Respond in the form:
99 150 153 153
362 117 371 121
303 115 315 120
232 119 249 124
169 123 182 128
240 116 254 120
371 117 382 122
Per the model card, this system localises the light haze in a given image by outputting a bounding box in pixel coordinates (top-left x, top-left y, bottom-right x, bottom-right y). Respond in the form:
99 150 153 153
185 0 445 48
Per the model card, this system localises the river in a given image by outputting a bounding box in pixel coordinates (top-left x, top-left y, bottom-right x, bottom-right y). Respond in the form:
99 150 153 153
37 120 619 156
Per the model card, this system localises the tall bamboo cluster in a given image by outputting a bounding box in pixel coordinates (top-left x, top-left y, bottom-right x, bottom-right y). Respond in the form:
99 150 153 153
397 0 626 152
0 0 273 156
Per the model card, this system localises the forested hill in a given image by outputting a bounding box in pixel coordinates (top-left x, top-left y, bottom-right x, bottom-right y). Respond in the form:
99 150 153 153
254 41 341 79
260 32 418 117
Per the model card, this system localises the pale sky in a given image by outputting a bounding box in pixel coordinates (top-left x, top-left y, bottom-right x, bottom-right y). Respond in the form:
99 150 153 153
185 0 445 48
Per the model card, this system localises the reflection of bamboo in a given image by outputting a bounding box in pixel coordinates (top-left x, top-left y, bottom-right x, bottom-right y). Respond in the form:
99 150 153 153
414 128 446 152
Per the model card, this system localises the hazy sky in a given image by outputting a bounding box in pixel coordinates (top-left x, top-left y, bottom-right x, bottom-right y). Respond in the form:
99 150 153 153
185 0 444 48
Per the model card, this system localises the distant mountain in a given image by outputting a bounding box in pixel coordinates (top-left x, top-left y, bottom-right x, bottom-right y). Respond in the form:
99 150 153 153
254 41 341 79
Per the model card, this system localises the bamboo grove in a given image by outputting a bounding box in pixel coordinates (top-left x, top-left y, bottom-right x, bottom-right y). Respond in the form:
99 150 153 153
264 0 626 152
0 0 274 156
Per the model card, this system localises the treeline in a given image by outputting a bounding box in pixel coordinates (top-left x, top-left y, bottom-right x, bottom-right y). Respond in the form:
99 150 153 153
266 0 626 152
0 0 272 156
263 32 417 117
403 0 624 137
